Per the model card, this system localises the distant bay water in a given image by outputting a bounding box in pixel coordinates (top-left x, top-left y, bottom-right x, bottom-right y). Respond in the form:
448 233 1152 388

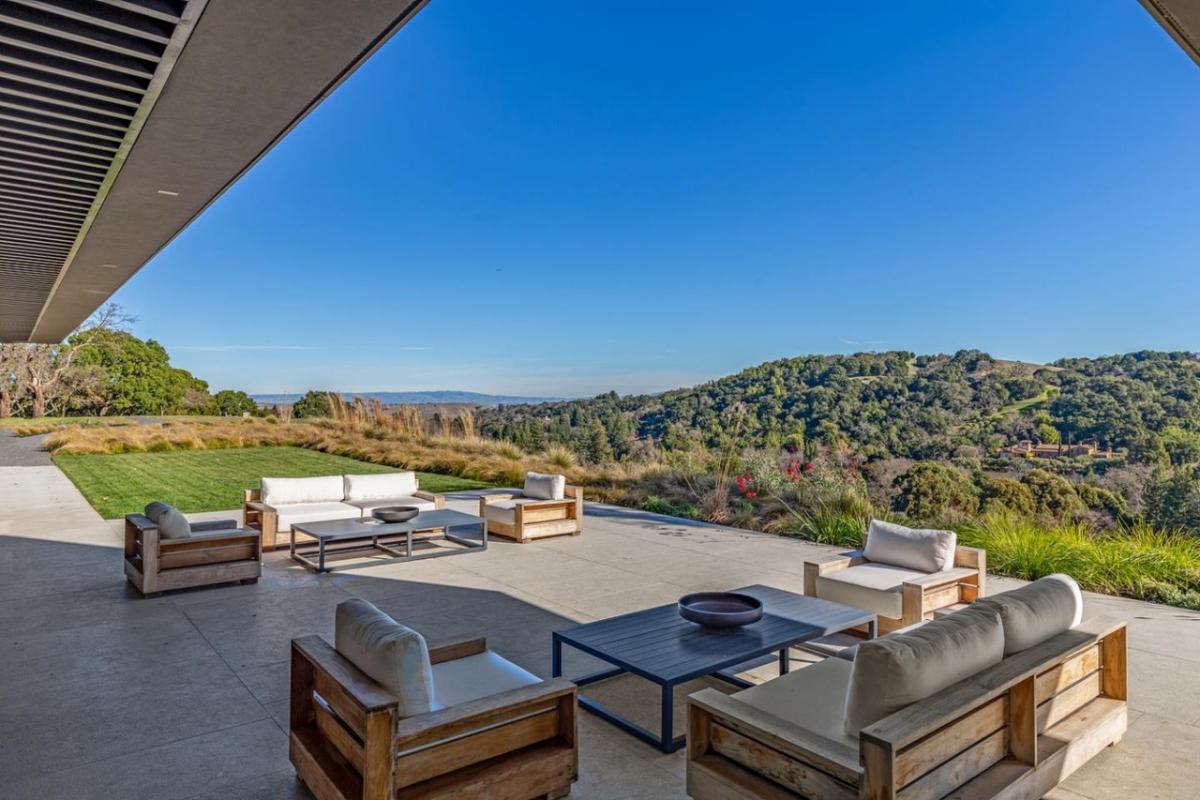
251 391 564 407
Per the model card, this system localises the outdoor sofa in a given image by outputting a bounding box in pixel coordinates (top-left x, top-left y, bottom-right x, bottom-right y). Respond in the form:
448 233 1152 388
124 502 261 596
804 519 986 634
479 472 583 543
244 472 445 550
290 598 578 800
687 574 1126 800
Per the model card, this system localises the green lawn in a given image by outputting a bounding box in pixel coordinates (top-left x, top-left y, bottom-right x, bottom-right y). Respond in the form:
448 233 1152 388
54 445 491 519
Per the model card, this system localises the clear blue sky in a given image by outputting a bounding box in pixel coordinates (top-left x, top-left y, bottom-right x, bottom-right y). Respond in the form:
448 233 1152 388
113 1 1200 397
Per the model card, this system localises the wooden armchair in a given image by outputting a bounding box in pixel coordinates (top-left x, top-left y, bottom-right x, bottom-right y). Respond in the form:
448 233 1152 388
290 634 578 800
124 514 261 597
804 540 986 634
479 486 584 544
688 616 1127 800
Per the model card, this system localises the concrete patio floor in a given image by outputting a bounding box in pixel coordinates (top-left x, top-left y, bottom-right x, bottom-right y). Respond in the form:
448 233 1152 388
2 461 1198 799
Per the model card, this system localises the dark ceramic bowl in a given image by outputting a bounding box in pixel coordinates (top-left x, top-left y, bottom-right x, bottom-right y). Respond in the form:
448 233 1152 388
372 506 420 523
678 592 764 629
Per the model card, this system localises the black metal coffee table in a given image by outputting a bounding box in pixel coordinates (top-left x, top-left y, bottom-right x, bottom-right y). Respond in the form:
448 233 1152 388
551 584 875 752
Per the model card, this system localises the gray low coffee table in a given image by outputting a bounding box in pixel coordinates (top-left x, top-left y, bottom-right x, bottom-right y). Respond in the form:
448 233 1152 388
290 509 487 572
552 584 875 752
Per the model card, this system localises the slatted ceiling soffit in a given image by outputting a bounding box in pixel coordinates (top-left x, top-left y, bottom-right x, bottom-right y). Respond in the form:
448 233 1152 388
0 0 202 341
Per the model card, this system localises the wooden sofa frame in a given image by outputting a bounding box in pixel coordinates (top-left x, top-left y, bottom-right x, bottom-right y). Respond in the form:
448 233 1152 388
290 634 578 800
124 515 261 597
804 541 987 634
244 487 446 551
479 486 584 544
687 616 1127 800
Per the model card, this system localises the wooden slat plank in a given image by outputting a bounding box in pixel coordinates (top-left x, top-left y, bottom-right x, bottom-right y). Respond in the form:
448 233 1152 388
709 722 857 800
290 726 361 800
9 0 174 44
394 742 575 800
156 541 256 569
314 697 365 771
897 728 1008 800
395 708 559 789
1036 672 1100 732
1035 645 1099 700
895 696 1007 787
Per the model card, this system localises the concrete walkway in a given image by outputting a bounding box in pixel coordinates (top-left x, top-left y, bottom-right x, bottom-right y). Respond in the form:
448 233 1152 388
0 430 52 466
0 462 1197 799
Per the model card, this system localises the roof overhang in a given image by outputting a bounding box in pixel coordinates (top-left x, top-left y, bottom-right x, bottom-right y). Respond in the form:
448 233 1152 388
1139 0 1200 68
0 0 428 343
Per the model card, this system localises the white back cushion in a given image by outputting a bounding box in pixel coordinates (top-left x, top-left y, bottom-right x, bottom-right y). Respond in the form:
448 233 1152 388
334 599 435 717
145 501 190 539
864 519 957 573
261 475 344 505
524 472 565 500
978 573 1084 655
844 604 1003 736
343 472 418 502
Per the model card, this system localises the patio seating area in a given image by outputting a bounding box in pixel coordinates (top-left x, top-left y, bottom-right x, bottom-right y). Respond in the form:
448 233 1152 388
3 461 1199 799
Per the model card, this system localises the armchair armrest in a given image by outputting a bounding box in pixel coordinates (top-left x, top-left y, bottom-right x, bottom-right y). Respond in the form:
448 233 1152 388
189 519 240 533
900 566 980 590
803 551 865 596
479 493 516 506
428 635 487 664
125 513 156 533
292 635 398 713
393 677 577 754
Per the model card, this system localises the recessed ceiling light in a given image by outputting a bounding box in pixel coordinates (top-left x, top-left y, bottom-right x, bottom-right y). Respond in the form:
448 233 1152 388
102 264 118 269
83 289 107 295
157 189 179 196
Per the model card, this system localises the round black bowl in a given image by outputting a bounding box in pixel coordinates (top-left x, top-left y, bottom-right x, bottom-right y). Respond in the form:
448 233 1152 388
678 592 764 629
372 506 420 523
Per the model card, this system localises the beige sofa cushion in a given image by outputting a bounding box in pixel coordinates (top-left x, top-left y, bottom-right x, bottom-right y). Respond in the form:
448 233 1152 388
261 475 344 505
273 501 359 532
977 573 1084 655
864 519 957 573
431 650 540 709
334 599 435 717
815 562 930 619
844 604 1004 737
732 656 858 752
524 472 565 500
347 496 437 516
343 472 418 502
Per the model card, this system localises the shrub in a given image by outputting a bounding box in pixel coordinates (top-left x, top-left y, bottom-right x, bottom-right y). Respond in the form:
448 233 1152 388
981 477 1036 516
892 461 979 520
1022 469 1084 518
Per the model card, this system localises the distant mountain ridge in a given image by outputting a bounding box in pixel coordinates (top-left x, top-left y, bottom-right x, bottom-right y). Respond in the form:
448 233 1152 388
252 390 563 407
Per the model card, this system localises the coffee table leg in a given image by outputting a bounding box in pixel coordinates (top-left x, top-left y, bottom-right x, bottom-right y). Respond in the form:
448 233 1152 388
868 617 878 639
552 634 562 678
318 539 326 573
661 682 675 753
779 646 791 674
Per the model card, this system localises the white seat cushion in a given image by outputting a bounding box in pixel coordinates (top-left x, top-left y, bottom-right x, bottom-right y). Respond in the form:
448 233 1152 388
977 573 1084 655
272 501 360 532
261 475 345 505
815 563 931 619
844 604 1004 736
523 472 565 500
334 599 435 717
347 496 437 516
431 650 540 709
482 498 540 524
864 519 957 573
344 472 418 502
733 657 858 752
